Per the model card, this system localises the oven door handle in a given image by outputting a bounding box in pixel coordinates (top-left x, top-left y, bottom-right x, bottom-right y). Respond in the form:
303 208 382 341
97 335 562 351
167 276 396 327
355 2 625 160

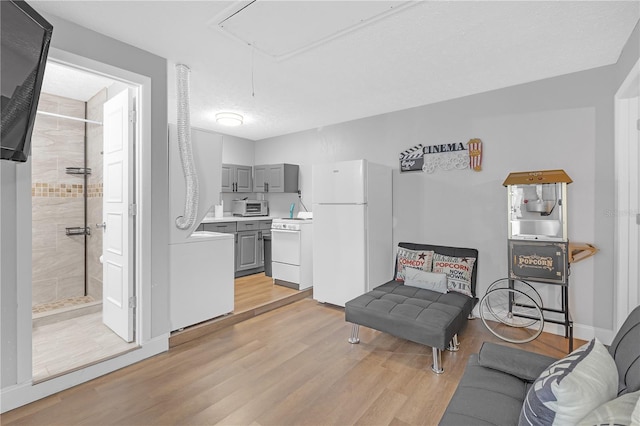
271 229 300 233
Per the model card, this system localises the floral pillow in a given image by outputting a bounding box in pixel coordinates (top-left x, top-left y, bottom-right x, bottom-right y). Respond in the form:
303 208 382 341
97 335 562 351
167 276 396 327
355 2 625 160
395 247 434 282
431 253 476 297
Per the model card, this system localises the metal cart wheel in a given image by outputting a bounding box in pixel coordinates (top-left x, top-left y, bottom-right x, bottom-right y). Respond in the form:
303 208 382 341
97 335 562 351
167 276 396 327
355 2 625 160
484 278 543 328
480 286 544 344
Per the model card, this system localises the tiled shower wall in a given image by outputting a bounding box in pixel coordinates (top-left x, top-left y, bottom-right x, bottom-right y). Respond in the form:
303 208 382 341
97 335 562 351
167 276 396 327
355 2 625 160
86 89 106 301
31 93 87 306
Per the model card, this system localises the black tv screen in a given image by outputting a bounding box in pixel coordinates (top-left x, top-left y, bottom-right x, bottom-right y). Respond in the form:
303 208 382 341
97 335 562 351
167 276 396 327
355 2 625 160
1 0 53 162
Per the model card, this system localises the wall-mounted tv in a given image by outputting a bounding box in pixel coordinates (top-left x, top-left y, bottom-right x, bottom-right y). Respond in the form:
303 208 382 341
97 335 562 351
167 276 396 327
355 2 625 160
1 0 53 162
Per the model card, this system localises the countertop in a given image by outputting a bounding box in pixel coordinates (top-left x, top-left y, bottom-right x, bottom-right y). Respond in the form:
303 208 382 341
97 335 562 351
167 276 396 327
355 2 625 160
200 215 278 224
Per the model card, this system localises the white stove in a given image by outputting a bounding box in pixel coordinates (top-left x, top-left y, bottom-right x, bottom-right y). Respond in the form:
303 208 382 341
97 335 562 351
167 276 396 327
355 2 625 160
271 217 313 290
271 218 312 230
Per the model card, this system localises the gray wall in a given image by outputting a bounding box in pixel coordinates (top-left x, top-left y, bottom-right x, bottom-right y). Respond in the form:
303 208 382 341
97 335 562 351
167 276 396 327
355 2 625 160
616 21 640 87
256 53 636 334
1 162 19 387
1 157 32 388
1 14 169 390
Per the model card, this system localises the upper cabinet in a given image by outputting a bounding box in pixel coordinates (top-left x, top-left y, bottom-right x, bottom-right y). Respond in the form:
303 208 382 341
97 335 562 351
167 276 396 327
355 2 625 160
254 163 299 193
222 164 253 193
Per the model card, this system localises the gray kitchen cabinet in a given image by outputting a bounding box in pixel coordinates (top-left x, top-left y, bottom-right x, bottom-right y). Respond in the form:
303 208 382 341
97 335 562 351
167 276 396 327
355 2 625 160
257 221 271 267
235 220 266 273
202 222 236 234
222 163 252 193
236 230 259 271
197 219 271 277
258 234 264 267
259 220 272 230
236 221 260 232
253 164 299 193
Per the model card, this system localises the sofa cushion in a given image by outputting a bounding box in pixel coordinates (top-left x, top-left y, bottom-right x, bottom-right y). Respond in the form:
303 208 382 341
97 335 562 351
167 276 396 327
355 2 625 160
403 268 448 294
395 247 434 281
439 354 530 425
372 281 475 318
432 253 476 297
607 305 640 395
477 342 558 382
394 242 479 298
577 390 640 426
345 281 471 350
519 339 618 426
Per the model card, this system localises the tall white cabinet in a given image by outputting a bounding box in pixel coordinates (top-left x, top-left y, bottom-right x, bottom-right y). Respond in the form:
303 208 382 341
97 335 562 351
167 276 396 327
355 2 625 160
168 126 234 331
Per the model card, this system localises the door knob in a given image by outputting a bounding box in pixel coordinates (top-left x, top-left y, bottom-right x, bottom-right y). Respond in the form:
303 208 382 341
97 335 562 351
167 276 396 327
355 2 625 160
96 222 106 231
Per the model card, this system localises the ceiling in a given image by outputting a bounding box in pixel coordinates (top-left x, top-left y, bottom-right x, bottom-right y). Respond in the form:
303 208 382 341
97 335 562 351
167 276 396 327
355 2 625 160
41 61 116 102
31 1 639 141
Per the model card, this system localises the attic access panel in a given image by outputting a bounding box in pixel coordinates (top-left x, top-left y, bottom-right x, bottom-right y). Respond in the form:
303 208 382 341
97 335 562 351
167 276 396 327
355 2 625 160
211 0 414 61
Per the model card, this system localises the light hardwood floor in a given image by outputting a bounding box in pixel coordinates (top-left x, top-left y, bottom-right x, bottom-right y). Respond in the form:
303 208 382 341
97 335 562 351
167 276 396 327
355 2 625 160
8 294 580 425
32 273 304 382
170 273 311 347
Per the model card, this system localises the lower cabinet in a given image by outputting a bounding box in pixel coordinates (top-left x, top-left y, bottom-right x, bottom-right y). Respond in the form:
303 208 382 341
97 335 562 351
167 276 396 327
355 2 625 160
236 230 259 271
197 219 272 277
200 222 237 234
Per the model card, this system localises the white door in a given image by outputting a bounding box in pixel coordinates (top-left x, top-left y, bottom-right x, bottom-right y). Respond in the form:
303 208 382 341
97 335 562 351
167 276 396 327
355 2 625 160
615 59 640 329
633 94 640 312
102 89 135 342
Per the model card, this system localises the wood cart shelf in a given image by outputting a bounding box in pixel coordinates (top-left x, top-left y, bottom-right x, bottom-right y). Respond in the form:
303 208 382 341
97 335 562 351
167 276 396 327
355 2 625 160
569 242 598 263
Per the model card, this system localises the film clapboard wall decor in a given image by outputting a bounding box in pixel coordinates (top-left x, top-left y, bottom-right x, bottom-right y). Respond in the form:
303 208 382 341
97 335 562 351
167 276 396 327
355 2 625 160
399 138 482 173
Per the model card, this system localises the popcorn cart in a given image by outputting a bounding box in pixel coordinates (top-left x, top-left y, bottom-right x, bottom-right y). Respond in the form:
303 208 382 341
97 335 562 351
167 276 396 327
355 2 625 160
479 170 596 351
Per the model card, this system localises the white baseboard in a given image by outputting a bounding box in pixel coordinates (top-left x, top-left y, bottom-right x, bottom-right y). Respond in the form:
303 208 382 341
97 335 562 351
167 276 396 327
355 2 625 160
470 305 616 346
1 334 169 413
542 322 616 346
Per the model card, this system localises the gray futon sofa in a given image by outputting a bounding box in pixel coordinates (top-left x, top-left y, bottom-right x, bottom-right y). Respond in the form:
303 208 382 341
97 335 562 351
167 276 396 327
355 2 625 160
345 242 479 374
439 305 640 425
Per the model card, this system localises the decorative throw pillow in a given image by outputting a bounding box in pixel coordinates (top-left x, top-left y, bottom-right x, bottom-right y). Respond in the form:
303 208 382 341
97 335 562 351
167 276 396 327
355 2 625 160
403 268 448 294
395 247 434 282
519 339 618 426
577 390 640 426
431 253 475 297
633 394 640 425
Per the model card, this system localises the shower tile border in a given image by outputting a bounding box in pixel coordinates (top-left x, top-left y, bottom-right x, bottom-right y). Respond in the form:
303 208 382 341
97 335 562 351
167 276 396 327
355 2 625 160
31 182 104 198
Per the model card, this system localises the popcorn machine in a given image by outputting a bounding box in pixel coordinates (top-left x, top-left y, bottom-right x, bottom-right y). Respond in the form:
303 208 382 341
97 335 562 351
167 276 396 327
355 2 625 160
480 170 595 352
506 170 571 287
506 169 570 242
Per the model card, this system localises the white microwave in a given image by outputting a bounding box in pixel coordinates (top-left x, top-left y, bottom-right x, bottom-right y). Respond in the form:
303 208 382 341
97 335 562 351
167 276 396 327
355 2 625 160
232 199 269 216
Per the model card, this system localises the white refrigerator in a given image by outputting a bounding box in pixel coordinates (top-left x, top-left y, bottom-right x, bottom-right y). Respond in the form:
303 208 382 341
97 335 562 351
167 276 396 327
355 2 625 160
312 159 393 307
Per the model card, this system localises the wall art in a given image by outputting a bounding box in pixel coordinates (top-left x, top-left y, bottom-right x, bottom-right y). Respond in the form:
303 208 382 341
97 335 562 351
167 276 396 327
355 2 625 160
399 138 483 173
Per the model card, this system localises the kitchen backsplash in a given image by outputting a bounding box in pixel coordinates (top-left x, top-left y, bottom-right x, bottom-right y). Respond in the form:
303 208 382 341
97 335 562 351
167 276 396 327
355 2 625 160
219 192 308 218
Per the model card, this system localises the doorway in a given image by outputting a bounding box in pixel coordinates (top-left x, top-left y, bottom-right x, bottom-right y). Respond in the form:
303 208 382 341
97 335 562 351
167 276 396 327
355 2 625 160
30 60 139 382
615 58 640 330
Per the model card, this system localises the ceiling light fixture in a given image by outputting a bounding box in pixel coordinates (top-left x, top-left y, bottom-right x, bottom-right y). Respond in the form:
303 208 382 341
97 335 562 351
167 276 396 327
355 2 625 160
216 112 243 126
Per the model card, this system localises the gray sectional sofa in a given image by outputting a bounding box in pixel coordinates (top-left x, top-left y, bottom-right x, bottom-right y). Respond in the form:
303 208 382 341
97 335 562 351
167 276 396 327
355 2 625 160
439 305 640 425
